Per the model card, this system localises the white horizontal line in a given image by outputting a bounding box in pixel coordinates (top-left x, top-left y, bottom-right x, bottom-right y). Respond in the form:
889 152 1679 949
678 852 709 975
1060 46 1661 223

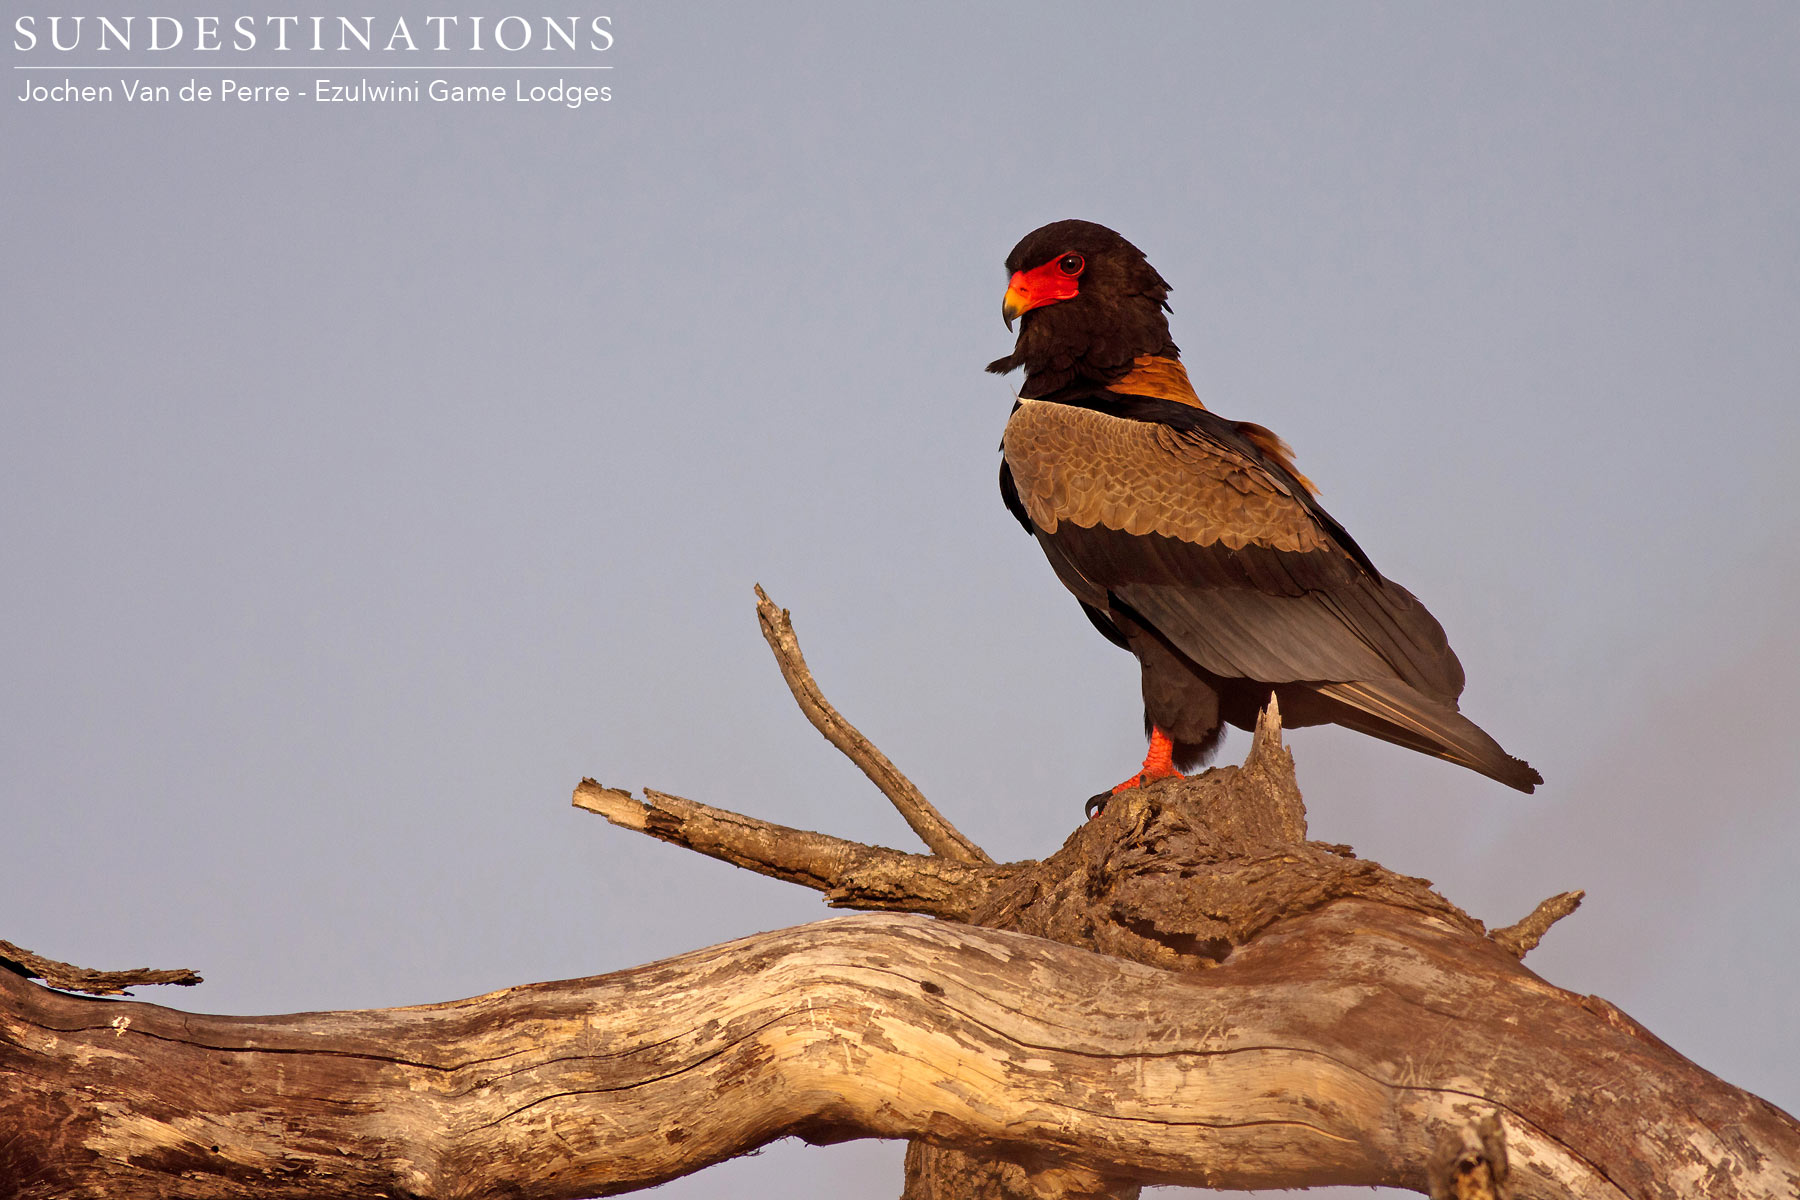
12 64 612 70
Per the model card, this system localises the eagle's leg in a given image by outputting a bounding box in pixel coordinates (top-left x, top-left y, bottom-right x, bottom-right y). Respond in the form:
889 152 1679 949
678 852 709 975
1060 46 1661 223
1086 726 1184 818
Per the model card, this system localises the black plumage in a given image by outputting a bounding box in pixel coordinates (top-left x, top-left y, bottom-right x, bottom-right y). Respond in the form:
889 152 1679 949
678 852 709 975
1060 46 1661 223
988 220 1179 394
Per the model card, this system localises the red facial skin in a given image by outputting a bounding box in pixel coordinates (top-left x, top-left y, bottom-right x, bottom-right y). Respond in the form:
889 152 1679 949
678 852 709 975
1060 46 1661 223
1002 253 1084 328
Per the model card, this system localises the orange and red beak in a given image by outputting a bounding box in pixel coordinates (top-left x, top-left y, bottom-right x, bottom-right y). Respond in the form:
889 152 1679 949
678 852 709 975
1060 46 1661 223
1002 259 1083 330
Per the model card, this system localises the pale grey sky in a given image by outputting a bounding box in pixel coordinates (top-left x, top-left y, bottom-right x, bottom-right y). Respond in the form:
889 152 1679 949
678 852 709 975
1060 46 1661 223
5 5 1797 1197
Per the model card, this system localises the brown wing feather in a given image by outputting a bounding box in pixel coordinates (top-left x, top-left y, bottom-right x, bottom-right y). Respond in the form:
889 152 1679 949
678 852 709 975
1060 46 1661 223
1003 398 1465 701
1003 400 1333 552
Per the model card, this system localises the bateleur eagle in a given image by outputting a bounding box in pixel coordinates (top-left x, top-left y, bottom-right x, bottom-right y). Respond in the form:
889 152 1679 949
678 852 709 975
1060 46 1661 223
989 219 1541 801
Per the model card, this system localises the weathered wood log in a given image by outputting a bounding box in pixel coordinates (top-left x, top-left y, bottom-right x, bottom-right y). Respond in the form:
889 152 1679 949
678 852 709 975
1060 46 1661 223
6 903 1796 1199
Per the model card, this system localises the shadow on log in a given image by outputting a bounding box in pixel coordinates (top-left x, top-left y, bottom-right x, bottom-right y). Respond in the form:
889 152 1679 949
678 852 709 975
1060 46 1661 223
3 589 1796 1199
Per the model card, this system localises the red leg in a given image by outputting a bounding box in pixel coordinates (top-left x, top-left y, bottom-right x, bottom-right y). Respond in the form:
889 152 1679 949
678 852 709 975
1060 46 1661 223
1087 727 1185 819
1109 726 1183 794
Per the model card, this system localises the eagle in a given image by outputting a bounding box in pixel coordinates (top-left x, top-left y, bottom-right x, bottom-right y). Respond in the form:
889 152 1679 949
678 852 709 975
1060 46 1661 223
989 219 1540 804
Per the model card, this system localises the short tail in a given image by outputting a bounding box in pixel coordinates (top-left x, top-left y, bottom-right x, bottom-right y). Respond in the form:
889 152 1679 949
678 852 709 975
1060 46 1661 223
1308 680 1542 793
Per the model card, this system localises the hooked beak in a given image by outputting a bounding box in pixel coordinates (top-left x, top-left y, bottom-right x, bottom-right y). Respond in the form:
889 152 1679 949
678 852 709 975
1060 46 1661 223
1003 279 1030 331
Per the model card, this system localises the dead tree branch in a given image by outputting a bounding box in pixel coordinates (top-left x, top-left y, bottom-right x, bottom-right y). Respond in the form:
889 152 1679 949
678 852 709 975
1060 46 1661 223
753 584 990 863
572 780 1017 917
0 939 201 996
